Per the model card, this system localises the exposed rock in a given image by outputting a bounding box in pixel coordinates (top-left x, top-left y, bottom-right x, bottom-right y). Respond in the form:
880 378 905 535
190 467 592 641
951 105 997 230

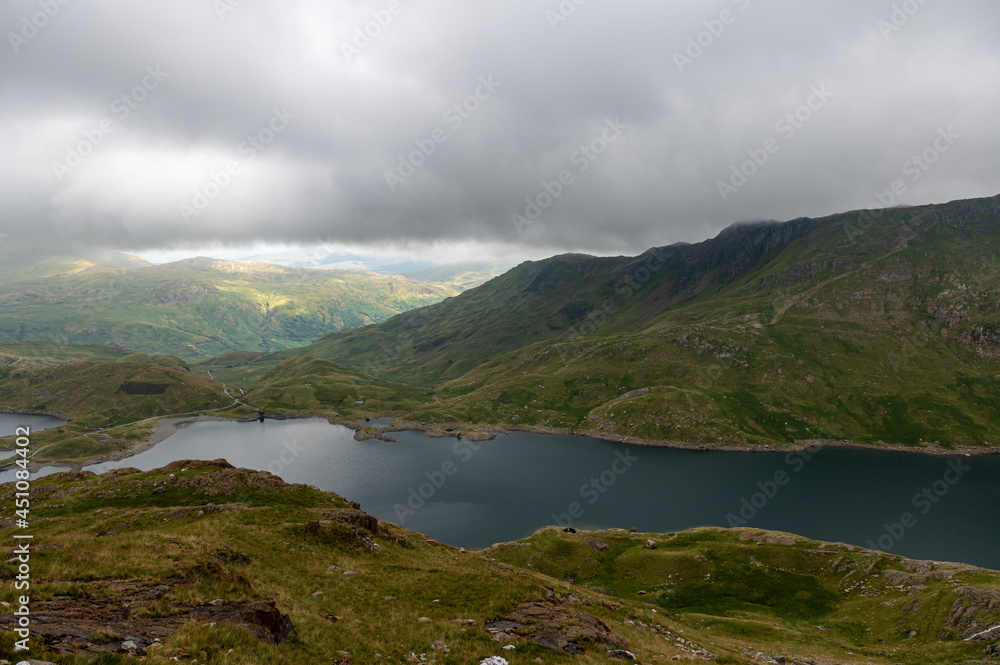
883 570 927 587
486 598 627 654
608 649 637 660
959 325 1000 354
739 531 797 545
645 539 657 550
22 582 293 655
586 538 610 552
946 586 1000 636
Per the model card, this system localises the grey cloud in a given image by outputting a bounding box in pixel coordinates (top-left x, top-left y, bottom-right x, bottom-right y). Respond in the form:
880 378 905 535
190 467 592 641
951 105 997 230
1 0 997 260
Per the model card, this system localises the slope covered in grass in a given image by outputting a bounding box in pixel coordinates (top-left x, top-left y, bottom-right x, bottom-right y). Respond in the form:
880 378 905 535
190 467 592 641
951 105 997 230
0 257 458 361
1 461 997 664
0 355 237 462
245 356 434 421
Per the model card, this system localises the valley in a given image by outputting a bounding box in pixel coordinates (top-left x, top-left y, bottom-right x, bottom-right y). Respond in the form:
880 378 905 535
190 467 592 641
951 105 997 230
2 195 1000 664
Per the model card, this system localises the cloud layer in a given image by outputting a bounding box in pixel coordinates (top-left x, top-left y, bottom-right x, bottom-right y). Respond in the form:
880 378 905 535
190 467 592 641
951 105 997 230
2 0 998 259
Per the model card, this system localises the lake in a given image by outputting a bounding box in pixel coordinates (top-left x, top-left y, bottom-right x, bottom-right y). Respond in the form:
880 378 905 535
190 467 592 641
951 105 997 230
0 413 67 437
7 417 1000 570
0 413 70 474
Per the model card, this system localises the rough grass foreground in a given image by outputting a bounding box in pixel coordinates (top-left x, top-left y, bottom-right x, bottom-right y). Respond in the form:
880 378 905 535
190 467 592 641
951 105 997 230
1 460 998 664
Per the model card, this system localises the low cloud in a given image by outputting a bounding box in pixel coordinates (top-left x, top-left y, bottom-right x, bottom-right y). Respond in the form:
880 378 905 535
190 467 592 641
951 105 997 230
1 0 998 260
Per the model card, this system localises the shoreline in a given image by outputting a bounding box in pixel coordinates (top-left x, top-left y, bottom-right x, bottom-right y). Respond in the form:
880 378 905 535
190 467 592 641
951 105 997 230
14 409 1000 471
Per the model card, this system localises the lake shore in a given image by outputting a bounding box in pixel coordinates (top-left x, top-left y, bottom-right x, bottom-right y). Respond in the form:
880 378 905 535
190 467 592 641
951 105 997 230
19 407 1000 471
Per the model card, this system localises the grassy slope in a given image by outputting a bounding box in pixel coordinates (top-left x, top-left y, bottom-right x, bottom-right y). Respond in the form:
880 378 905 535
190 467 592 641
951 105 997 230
259 212 836 387
0 462 996 664
0 356 236 462
0 257 458 361
393 197 1000 450
245 356 435 421
263 195 997 377
0 341 134 365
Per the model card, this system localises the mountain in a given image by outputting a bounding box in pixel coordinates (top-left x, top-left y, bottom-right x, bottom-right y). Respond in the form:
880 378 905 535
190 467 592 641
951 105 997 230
237 247 514 286
238 248 436 272
0 252 150 285
0 256 458 361
401 260 519 290
229 194 1000 451
2 460 997 663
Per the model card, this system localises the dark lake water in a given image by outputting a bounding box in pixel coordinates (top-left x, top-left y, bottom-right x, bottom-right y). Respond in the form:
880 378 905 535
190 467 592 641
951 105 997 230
0 413 67 437
0 413 70 473
6 417 999 570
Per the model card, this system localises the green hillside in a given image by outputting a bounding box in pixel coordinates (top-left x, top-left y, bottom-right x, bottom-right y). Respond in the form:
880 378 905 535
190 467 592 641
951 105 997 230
235 194 1000 451
245 356 434 421
0 340 134 365
270 195 999 389
0 356 237 462
1 460 997 664
0 257 458 361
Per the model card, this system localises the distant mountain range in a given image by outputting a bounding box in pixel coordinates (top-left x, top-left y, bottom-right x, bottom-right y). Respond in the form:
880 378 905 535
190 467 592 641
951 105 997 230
0 255 459 360
223 193 1000 451
6 194 1000 451
238 249 515 289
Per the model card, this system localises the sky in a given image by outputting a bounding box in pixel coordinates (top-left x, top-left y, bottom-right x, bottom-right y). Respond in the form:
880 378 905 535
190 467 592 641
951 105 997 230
1 0 998 264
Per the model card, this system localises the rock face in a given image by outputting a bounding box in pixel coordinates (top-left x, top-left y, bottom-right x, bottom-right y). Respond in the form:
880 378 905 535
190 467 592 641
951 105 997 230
586 538 610 552
739 531 797 545
24 582 295 655
486 598 627 654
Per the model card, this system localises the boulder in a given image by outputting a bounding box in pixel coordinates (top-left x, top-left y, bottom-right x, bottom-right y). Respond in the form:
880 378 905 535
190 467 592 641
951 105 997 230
587 538 610 552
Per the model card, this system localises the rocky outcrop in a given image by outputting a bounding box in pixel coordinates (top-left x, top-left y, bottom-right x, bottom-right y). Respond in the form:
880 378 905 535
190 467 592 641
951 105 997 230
20 582 294 656
946 586 1000 638
486 598 627 654
959 325 1000 354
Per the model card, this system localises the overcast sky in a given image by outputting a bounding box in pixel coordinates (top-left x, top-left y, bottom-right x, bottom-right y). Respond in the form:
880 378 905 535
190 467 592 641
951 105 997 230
1 0 997 263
